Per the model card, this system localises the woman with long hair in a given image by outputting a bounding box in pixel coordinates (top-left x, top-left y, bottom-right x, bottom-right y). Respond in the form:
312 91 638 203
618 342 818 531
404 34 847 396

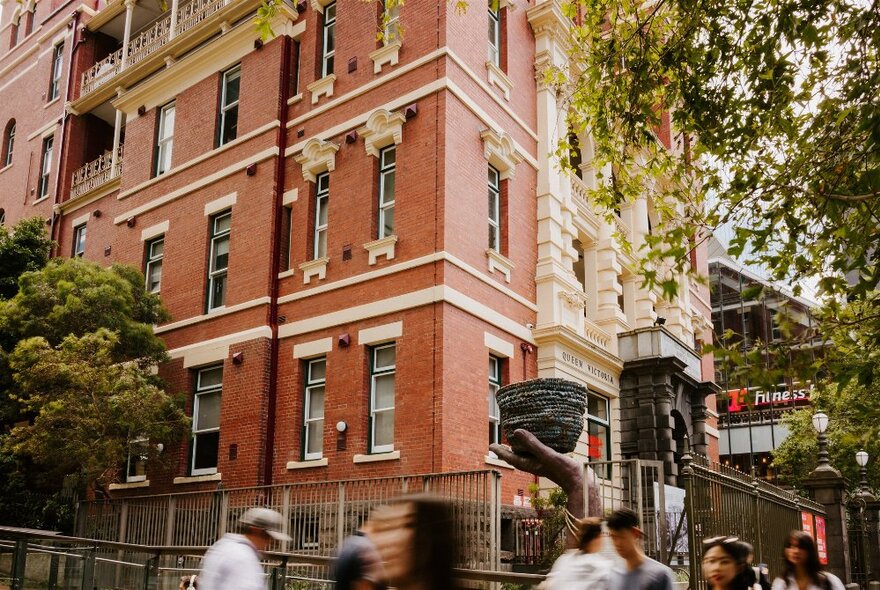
702 537 762 590
543 517 611 589
771 530 844 590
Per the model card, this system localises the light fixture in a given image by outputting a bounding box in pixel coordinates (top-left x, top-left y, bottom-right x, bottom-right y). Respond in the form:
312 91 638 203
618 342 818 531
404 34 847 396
811 412 829 434
336 421 347 433
857 450 869 467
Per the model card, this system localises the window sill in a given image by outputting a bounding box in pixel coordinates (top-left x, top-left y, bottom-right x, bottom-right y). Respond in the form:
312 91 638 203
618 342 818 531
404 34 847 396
43 97 61 109
353 450 400 464
278 268 296 280
109 480 150 490
484 455 514 470
486 248 514 283
287 457 328 470
486 61 513 101
363 234 397 265
306 74 336 105
299 256 329 284
369 41 401 74
287 92 303 106
0 163 11 175
32 196 50 205
173 473 221 485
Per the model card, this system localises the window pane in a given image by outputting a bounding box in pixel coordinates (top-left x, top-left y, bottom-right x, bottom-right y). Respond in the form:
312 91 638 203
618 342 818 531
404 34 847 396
374 410 394 447
381 146 396 167
381 207 394 238
587 420 609 461
309 359 326 382
222 106 238 143
211 275 226 308
224 71 240 105
315 230 327 259
588 395 608 421
381 172 395 205
317 173 329 193
147 260 162 292
213 236 229 271
150 239 164 257
373 374 395 409
489 225 498 251
163 106 176 136
317 197 329 226
307 387 325 420
193 431 219 470
374 345 396 369
198 367 223 389
326 22 336 53
306 419 324 455
196 391 221 430
214 213 231 234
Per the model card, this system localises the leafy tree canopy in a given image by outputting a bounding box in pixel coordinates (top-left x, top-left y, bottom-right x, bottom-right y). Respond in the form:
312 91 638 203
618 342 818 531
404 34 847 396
0 217 54 300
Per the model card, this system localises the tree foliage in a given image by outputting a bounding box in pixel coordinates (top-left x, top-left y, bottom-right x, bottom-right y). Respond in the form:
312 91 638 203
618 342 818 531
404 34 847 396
0 217 54 300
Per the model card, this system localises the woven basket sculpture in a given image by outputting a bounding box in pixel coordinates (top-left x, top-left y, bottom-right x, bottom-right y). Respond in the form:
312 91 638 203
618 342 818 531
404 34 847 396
496 377 588 454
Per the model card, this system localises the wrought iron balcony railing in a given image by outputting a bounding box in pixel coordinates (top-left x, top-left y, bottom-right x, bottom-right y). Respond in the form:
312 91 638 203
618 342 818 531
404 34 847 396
70 146 123 199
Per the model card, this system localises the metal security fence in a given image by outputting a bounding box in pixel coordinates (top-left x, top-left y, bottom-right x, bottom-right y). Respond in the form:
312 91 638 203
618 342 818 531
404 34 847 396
682 452 826 589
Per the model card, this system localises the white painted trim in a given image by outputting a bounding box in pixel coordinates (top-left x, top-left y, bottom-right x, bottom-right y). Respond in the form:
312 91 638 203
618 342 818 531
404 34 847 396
486 249 515 283
166 326 271 358
117 121 280 200
140 220 169 242
306 73 336 104
173 473 221 484
369 41 401 74
484 456 514 470
113 147 279 224
27 120 59 142
293 337 333 359
31 196 50 205
282 188 298 206
59 179 121 214
299 257 329 284
364 235 397 265
71 213 90 227
287 458 328 470
157 298 271 334
204 192 237 216
484 332 514 358
278 268 296 279
353 451 400 464
358 321 402 346
109 480 150 490
485 61 513 101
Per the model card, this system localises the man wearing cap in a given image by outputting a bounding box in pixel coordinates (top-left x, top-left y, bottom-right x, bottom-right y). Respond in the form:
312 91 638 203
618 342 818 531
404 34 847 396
199 507 291 590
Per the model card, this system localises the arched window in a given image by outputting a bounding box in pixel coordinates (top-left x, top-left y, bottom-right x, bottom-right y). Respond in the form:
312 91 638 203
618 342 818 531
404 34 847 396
2 120 14 167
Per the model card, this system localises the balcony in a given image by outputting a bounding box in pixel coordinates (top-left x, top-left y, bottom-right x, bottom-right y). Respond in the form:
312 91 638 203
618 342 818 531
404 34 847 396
71 146 123 200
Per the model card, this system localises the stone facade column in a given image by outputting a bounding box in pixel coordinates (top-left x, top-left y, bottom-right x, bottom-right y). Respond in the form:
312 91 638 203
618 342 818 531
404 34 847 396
595 221 624 330
169 0 180 39
805 468 852 584
120 0 137 69
110 108 124 177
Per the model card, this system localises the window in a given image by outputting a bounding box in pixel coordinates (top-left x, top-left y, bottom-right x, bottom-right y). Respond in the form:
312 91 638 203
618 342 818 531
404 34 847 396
155 102 175 176
770 311 783 342
488 3 501 67
488 356 502 447
39 135 53 198
313 172 329 259
48 42 64 101
2 120 14 167
125 438 148 483
488 165 501 251
290 40 301 96
9 22 18 50
218 65 240 146
23 10 34 37
369 343 396 453
303 358 326 460
587 394 610 478
378 146 396 238
145 236 164 294
72 224 86 257
292 513 319 550
382 0 400 44
320 2 336 77
207 211 231 311
191 366 222 476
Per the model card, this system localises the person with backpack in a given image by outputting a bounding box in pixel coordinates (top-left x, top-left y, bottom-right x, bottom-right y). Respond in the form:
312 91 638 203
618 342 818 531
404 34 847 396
770 530 845 590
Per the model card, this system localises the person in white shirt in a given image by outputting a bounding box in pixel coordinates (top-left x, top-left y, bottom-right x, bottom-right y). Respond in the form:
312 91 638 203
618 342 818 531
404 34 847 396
199 507 291 590
544 517 611 590
770 530 845 590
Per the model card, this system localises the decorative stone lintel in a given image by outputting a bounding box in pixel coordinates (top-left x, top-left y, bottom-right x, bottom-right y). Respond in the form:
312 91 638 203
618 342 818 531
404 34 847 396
359 109 406 158
299 256 330 284
309 0 333 13
559 290 588 310
486 248 515 283
306 73 336 104
486 61 513 101
364 235 398 265
294 138 339 183
369 41 401 74
481 129 523 180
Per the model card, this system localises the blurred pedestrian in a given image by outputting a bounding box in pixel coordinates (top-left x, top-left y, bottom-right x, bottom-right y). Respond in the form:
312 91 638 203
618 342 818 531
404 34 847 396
200 507 291 590
606 508 676 590
332 524 386 590
179 575 198 590
771 530 844 590
366 495 460 590
702 536 761 590
741 541 771 590
543 516 611 590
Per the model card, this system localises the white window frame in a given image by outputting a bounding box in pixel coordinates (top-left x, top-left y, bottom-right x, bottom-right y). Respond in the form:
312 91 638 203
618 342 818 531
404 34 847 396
321 2 336 78
72 224 86 258
49 42 64 101
488 4 501 67
378 146 396 239
191 366 222 476
4 121 15 167
370 343 396 454
303 357 326 461
489 356 501 446
383 0 400 44
207 211 231 311
125 437 149 483
145 236 164 294
313 172 330 259
155 102 175 176
218 65 241 147
587 394 611 478
488 165 501 251
39 135 53 198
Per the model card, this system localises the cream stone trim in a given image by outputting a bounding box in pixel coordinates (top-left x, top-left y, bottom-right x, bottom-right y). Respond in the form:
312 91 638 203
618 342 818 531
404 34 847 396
166 327 271 359
282 188 298 206
140 220 169 242
293 337 333 359
299 257 330 284
278 286 535 343
705 425 720 438
278 268 296 279
204 192 237 216
157 298 271 335
486 61 513 101
306 74 336 104
0 4 91 75
484 456 514 470
481 129 523 180
113 147 279 224
287 458 328 470
32 196 50 205
486 249 514 283
109 480 150 490
71 212 90 227
174 473 221 484
364 235 398 265
118 122 280 199
309 0 333 12
359 109 406 158
484 332 514 358
287 92 303 106
369 41 401 74
43 97 61 110
294 138 339 183
0 164 11 175
358 321 403 346
353 451 400 464
27 120 60 142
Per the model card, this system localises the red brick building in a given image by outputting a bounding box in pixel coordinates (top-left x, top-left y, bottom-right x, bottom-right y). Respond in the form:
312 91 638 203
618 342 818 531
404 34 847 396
0 0 718 513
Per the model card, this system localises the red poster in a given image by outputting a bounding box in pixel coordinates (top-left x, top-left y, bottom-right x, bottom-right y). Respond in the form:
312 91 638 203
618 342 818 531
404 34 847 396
815 516 828 565
801 512 814 537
